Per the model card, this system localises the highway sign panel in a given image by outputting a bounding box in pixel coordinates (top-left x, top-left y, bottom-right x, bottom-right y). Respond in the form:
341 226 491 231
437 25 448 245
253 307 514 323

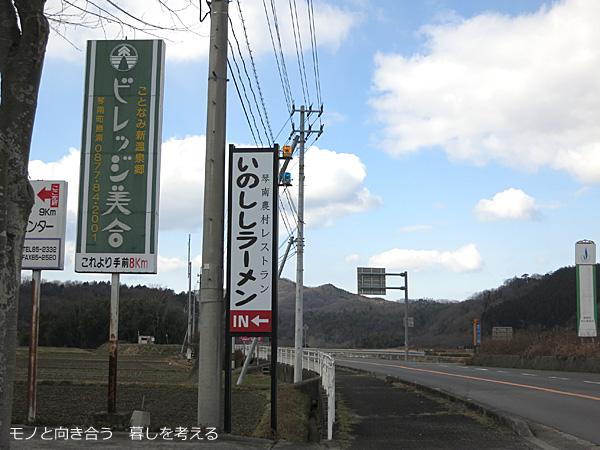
357 267 386 295
23 180 68 270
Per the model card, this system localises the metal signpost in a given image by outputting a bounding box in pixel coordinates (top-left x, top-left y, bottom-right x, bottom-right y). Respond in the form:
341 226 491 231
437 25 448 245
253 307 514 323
22 180 68 422
225 145 279 433
357 268 410 360
575 240 598 339
76 39 165 413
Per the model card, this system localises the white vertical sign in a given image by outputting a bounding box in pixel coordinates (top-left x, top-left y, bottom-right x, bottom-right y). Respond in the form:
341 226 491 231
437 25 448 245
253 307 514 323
227 146 278 334
575 240 598 338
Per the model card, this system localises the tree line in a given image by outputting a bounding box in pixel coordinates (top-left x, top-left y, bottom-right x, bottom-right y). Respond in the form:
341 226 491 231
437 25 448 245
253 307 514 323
19 280 188 348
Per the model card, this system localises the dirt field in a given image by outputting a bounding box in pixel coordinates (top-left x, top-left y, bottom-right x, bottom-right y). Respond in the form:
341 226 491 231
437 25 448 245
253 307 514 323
11 345 275 437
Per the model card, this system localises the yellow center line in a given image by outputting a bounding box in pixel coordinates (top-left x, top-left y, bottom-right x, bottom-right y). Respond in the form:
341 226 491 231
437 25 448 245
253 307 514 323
337 359 600 402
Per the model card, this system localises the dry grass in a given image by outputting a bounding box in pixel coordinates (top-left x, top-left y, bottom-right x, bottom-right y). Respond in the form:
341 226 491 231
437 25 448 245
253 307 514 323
479 328 600 358
12 345 312 442
253 385 311 442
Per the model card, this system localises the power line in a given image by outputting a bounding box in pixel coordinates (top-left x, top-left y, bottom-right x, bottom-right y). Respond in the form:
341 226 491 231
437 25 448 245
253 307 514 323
227 58 261 146
231 1 274 145
262 0 294 113
307 0 322 108
288 0 311 106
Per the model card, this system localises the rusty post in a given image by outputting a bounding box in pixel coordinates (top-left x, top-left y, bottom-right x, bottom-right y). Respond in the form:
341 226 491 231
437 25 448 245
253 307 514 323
108 273 120 413
27 270 42 423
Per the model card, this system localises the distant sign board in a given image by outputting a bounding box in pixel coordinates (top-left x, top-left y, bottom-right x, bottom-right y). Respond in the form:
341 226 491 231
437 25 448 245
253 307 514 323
75 40 165 273
22 180 68 270
474 319 481 346
575 240 598 338
492 327 513 341
226 146 278 335
357 267 386 295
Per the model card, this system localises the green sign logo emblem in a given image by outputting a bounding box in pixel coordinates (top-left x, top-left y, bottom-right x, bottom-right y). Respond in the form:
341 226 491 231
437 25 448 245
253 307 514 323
110 44 138 71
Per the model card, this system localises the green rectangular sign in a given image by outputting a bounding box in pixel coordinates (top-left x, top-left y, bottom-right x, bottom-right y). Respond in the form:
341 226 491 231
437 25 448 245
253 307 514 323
76 40 165 273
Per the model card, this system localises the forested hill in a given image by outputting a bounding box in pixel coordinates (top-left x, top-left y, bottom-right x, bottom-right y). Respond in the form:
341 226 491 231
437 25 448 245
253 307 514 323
18 265 594 349
278 266 589 348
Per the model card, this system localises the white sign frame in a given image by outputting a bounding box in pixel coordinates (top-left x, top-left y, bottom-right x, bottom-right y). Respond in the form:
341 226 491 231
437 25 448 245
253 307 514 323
226 146 278 335
22 180 68 270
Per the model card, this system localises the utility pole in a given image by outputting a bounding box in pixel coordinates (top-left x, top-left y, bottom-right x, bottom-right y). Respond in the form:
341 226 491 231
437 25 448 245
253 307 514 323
198 0 228 429
187 234 192 361
294 106 305 383
292 105 322 383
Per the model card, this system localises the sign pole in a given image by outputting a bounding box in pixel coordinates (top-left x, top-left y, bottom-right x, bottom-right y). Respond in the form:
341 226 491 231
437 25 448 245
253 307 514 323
225 144 279 433
402 272 408 361
23 180 68 422
75 39 164 416
26 269 41 423
108 273 120 413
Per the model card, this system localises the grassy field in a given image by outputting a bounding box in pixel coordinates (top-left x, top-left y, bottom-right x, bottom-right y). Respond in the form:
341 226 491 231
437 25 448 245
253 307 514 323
11 345 310 441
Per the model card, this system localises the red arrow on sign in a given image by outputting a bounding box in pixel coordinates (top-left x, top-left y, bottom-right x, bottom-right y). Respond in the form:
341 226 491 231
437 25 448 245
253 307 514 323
37 187 53 203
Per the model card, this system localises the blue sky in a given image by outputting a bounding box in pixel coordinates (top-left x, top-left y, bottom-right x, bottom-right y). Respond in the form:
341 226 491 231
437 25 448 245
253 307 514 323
25 0 600 301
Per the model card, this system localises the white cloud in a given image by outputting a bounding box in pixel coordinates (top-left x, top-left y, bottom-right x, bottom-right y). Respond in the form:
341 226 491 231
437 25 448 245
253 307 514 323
28 147 81 224
159 135 206 231
283 146 382 228
345 254 361 263
27 138 378 237
370 0 600 183
474 188 542 222
398 224 433 233
368 243 483 273
44 0 359 63
158 254 187 272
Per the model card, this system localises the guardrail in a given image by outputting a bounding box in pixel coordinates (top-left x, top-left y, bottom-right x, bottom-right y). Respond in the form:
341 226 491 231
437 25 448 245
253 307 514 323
237 345 335 440
316 348 426 359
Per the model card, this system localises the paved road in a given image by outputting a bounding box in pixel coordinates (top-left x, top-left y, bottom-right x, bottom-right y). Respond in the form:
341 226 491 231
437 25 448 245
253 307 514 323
336 358 600 446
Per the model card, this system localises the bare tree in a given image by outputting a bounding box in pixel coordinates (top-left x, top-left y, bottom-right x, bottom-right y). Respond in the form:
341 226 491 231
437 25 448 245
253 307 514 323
0 1 203 446
0 1 49 446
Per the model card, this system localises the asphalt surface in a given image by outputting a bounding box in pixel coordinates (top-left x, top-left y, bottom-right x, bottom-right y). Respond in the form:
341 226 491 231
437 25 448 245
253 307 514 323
335 367 534 450
10 367 597 449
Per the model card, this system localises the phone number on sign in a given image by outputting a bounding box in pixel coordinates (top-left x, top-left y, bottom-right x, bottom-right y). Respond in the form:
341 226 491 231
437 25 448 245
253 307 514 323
23 246 57 253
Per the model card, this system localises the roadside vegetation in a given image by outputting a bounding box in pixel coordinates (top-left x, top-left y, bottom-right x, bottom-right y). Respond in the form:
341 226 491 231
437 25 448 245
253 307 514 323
479 327 600 359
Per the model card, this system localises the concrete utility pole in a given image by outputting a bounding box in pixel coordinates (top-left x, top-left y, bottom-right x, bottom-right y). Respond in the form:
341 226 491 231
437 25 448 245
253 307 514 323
294 106 306 383
292 106 323 383
198 0 229 428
